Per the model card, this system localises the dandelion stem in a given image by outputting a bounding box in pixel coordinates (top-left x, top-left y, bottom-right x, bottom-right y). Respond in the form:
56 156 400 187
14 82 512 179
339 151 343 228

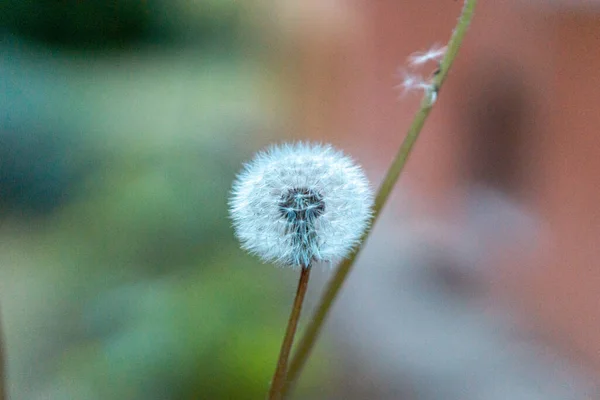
282 0 477 397
268 265 311 400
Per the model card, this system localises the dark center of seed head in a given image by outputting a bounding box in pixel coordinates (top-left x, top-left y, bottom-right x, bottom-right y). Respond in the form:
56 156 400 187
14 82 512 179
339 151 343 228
279 187 325 223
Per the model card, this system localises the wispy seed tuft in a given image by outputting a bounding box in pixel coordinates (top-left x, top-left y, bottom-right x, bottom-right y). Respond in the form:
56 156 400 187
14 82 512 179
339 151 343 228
229 142 373 268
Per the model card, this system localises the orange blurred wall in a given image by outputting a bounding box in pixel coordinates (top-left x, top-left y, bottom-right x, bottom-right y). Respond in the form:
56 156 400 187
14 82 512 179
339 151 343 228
270 0 600 380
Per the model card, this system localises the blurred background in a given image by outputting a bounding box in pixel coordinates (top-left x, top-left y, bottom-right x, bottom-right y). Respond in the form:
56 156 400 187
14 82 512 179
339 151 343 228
1 0 600 399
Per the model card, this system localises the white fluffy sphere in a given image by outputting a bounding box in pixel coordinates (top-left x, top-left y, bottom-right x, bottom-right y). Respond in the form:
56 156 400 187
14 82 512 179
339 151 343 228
229 142 373 267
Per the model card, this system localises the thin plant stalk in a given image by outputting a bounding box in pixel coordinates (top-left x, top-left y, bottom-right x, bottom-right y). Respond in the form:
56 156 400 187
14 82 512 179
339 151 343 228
267 265 311 400
0 309 6 400
282 0 477 396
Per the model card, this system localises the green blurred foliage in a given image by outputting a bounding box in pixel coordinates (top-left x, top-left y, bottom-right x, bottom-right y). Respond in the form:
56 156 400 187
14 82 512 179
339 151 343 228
1 0 241 49
0 1 332 398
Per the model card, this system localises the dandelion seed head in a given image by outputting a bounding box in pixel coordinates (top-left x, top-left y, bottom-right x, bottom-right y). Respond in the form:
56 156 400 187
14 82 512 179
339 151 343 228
229 142 373 267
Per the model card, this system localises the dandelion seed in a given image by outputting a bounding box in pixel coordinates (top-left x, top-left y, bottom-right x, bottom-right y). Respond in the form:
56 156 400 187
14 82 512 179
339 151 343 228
396 70 433 98
229 142 373 267
408 44 447 67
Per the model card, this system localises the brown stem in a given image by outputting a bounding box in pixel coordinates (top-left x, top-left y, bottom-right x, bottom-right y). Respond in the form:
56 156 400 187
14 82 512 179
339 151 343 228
267 266 311 400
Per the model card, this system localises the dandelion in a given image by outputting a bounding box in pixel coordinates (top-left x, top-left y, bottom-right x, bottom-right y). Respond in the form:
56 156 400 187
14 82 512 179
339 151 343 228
229 142 373 400
229 142 373 268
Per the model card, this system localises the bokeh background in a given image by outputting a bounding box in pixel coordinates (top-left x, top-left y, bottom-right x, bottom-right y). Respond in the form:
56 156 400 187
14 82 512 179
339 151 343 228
1 1 600 399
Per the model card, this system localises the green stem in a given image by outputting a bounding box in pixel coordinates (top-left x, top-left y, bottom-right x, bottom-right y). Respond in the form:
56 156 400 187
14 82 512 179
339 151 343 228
281 0 477 397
